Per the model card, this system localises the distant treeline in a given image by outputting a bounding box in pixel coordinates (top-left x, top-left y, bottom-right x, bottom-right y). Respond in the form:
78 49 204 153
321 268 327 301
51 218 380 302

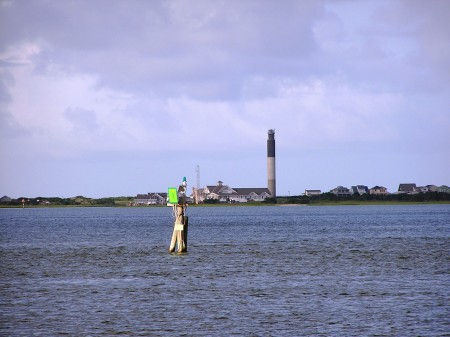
274 191 450 204
2 192 449 207
1 196 134 207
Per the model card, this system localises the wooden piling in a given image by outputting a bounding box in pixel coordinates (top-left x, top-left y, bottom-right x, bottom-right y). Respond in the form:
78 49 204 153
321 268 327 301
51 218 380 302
183 215 188 248
168 204 188 253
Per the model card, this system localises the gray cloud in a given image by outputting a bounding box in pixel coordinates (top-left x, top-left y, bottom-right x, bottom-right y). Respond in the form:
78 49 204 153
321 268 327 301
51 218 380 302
2 0 446 102
1 0 326 100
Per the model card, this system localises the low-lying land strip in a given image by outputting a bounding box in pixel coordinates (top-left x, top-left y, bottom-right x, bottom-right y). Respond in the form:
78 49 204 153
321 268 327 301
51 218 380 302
1 192 449 207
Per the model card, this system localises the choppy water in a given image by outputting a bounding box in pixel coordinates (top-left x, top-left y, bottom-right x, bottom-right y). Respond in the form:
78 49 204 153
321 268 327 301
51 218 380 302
1 205 449 336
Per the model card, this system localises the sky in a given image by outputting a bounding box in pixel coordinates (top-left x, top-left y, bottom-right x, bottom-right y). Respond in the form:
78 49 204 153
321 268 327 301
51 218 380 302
0 0 449 198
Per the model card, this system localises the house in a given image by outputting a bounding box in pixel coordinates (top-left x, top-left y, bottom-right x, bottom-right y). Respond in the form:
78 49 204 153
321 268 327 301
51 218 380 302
150 193 168 204
0 195 12 203
414 186 430 193
304 190 321 196
398 183 416 194
414 185 439 193
134 193 168 205
438 185 450 193
234 188 272 202
351 185 369 195
426 185 438 192
201 181 271 203
330 186 352 196
370 186 388 195
134 194 151 205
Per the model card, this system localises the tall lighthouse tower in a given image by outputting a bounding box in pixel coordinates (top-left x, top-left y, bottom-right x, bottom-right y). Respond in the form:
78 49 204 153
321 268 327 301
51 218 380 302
267 129 276 197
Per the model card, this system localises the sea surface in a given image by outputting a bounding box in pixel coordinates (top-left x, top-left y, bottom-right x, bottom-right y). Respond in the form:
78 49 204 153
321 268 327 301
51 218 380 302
0 205 449 336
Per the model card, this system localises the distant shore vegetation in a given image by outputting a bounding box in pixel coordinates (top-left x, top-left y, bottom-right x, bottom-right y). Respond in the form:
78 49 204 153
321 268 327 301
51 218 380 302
0 196 135 207
1 191 449 208
275 191 450 205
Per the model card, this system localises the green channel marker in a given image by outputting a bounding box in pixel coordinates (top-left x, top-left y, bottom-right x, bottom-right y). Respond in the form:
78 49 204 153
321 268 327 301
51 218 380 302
168 187 178 204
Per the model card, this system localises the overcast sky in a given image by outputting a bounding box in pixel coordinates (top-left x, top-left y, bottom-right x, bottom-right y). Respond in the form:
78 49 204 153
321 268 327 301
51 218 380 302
1 0 449 198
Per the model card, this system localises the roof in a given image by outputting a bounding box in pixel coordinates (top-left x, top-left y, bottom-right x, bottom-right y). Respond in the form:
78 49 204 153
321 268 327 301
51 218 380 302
233 188 271 195
205 185 235 194
136 194 150 199
351 185 369 194
204 183 271 196
150 192 167 198
135 192 167 199
332 186 350 190
398 184 416 192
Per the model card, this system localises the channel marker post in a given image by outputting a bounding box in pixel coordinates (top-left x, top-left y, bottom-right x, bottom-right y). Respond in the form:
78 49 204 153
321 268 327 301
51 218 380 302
168 177 189 253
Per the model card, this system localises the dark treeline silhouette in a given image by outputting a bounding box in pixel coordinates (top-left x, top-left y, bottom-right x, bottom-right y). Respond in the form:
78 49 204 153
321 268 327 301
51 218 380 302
1 196 129 207
275 191 450 204
2 192 449 207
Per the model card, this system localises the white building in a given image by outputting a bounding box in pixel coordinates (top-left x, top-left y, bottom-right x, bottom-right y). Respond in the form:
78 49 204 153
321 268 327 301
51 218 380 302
370 186 388 195
330 186 352 196
199 181 271 203
134 193 167 205
351 185 369 195
304 190 321 196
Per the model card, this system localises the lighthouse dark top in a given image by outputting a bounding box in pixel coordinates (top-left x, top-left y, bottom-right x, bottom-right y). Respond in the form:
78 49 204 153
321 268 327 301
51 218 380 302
267 129 276 197
267 129 275 157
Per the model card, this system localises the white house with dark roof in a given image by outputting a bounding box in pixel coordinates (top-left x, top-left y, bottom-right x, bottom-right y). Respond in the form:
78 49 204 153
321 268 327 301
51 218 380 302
351 185 369 195
134 192 168 205
330 186 352 196
413 185 440 193
437 185 450 193
304 190 321 196
398 183 417 194
425 185 438 192
0 196 12 203
199 181 271 203
370 186 388 195
414 186 430 193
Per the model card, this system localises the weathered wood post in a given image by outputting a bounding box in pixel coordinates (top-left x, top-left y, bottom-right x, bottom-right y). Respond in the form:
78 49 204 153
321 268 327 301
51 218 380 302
168 177 189 253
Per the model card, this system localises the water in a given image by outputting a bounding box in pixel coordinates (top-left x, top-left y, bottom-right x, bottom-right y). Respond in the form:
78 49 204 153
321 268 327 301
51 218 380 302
1 205 449 336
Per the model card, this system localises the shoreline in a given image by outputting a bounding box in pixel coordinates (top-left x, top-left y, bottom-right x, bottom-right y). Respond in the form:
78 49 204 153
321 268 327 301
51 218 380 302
1 200 450 209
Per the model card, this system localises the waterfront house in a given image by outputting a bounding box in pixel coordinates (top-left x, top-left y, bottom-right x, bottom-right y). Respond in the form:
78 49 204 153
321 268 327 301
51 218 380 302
135 194 150 205
201 181 271 203
438 185 450 193
134 193 168 205
425 185 438 192
369 186 388 195
351 185 369 195
405 184 448 194
398 183 416 194
330 186 352 196
0 195 12 203
414 186 431 193
149 193 168 204
304 190 321 196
